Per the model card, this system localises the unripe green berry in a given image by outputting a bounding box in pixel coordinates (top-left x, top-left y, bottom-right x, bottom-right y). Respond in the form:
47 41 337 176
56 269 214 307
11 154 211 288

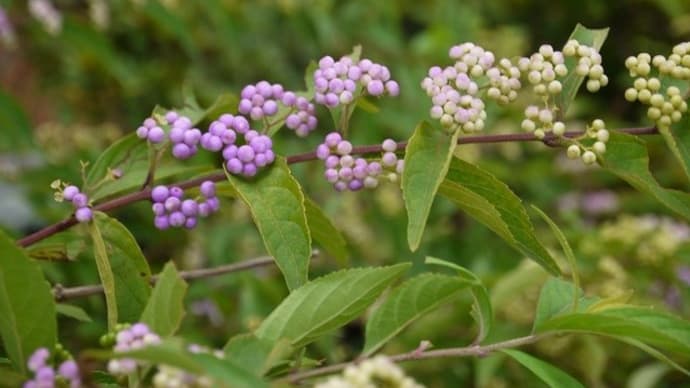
658 115 672 127
624 88 638 101
647 77 661 91
593 141 606 154
582 150 597 165
534 129 545 139
521 119 536 132
672 111 683 122
586 79 600 92
592 119 605 130
567 145 581 159
647 107 661 120
633 78 647 90
638 89 652 102
661 102 674 115
650 93 664 107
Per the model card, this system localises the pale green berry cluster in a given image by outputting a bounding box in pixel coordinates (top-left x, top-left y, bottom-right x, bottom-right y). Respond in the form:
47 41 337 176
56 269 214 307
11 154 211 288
521 104 565 139
624 42 690 129
563 39 609 92
486 57 522 104
566 119 610 165
315 356 424 388
517 44 568 97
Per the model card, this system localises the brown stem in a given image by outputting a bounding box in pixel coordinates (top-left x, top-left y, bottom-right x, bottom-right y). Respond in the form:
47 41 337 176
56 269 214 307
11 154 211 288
17 126 658 248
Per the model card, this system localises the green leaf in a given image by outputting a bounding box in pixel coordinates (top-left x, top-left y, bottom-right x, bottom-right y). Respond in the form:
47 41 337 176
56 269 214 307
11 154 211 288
0 231 57 374
94 212 151 323
531 205 581 311
226 158 312 291
425 257 493 344
85 133 145 192
24 230 86 262
139 262 187 337
0 89 33 151
533 278 583 330
439 158 561 275
223 334 291 376
536 306 690 360
256 263 411 347
555 24 609 116
204 93 239 121
502 349 585 388
0 366 26 388
304 197 348 265
658 124 690 185
600 131 690 221
89 219 118 330
403 122 459 251
362 273 468 356
56 304 92 322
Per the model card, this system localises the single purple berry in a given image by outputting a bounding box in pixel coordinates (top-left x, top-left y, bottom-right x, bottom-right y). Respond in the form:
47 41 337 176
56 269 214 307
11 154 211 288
316 144 331 160
237 145 255 163
367 80 385 96
152 203 165 216
200 181 215 198
381 139 397 152
154 216 169 230
27 348 50 372
130 323 150 337
226 158 243 174
172 143 194 159
169 186 184 199
147 126 165 143
243 163 258 177
184 217 198 229
72 193 88 208
143 118 156 128
151 186 169 203
164 197 181 212
136 126 148 139
169 127 185 143
206 197 220 212
169 211 186 227
181 199 198 217
165 111 179 124
75 207 93 223
62 185 79 201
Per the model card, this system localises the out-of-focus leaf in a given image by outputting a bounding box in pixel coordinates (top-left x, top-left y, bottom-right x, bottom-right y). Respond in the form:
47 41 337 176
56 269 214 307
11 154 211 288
139 262 187 337
256 264 410 347
502 349 585 388
0 89 33 151
627 363 672 388
55 303 92 322
0 230 57 374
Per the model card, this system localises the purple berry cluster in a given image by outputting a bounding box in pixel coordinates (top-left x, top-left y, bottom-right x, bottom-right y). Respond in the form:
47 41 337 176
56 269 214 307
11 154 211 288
314 55 399 108
62 185 93 223
150 181 219 230
316 132 403 192
136 111 201 160
200 113 275 177
24 348 81 388
107 323 161 375
238 81 318 137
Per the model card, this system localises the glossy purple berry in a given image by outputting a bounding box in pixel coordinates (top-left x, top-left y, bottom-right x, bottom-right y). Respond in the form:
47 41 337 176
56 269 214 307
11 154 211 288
75 207 93 223
151 186 169 203
62 185 79 201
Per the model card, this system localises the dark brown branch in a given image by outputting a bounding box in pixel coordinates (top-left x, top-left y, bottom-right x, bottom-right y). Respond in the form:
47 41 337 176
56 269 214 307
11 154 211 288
18 126 659 248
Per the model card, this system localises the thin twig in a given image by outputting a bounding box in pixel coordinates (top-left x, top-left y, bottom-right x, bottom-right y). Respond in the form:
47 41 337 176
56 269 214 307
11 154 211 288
285 334 548 383
18 126 659 249
52 252 319 301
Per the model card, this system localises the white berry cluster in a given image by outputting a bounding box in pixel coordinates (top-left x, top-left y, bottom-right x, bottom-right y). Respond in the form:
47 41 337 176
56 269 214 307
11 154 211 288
517 44 567 97
566 118 610 165
315 356 424 388
485 57 522 104
562 39 608 92
521 104 565 139
421 42 494 133
152 344 223 388
624 43 690 129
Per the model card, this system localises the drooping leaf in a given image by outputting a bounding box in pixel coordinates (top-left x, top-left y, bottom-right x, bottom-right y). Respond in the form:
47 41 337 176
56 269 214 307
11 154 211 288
0 231 57 374
362 273 468 356
425 257 493 344
304 197 348 265
94 212 151 323
403 121 459 251
600 131 690 221
536 306 690 362
256 263 410 347
439 158 561 275
139 262 187 337
55 304 92 322
89 219 118 330
555 24 609 115
226 158 312 290
502 349 585 388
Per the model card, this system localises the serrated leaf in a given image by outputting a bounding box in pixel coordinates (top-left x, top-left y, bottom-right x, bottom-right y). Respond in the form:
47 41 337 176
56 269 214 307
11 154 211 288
439 158 561 275
403 122 459 251
362 273 468 356
56 303 92 322
304 197 348 265
425 257 493 344
600 131 690 221
536 306 690 360
0 231 57 374
555 24 609 116
89 219 118 330
94 212 151 323
139 262 187 337
226 158 311 291
502 349 585 388
256 263 411 347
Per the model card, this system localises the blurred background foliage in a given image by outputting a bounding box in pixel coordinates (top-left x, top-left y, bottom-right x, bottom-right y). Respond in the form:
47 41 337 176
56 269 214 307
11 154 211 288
1 0 690 386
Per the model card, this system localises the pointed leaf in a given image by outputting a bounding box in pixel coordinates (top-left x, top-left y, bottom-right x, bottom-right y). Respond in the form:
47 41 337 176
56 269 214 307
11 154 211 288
305 197 348 264
256 263 410 347
439 158 560 275
223 334 291 376
89 219 118 330
600 131 690 221
226 158 311 290
403 122 459 251
139 262 187 337
555 24 609 115
362 273 468 356
0 231 56 374
55 304 92 322
502 349 585 388
94 212 151 323
425 257 493 344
